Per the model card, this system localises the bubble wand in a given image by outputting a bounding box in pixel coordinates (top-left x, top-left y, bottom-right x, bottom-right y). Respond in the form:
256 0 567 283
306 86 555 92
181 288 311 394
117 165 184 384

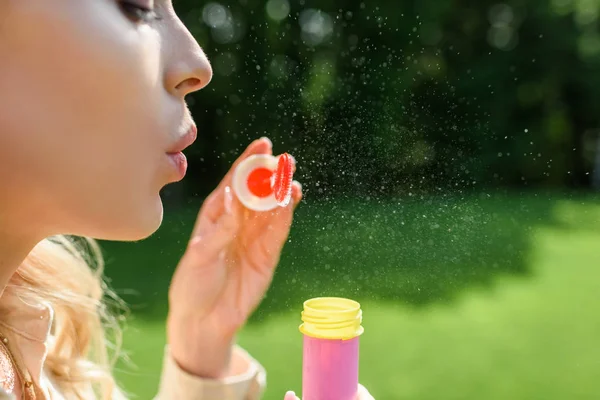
232 152 294 211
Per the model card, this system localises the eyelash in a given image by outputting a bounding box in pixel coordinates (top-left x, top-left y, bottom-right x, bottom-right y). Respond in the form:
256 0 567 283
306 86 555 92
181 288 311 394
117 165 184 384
119 1 162 24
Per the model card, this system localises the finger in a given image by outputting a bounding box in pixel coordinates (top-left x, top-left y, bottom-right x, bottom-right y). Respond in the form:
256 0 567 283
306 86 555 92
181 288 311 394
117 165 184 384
216 137 273 194
243 179 302 243
203 174 301 240
186 209 238 260
209 137 270 210
247 195 298 268
192 185 232 237
291 180 303 210
284 391 300 400
269 180 302 232
193 138 271 236
196 184 237 232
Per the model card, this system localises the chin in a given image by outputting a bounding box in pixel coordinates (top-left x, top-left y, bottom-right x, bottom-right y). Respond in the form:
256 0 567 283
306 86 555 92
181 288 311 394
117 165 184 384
121 217 163 241
125 199 164 241
90 198 164 242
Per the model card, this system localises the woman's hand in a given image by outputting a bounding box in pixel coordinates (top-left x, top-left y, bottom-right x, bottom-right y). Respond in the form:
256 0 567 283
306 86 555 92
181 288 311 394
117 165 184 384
166 137 302 378
284 385 375 400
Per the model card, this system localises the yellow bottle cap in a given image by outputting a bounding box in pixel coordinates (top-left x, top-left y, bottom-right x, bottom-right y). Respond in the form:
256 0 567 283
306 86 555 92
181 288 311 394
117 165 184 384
299 297 364 340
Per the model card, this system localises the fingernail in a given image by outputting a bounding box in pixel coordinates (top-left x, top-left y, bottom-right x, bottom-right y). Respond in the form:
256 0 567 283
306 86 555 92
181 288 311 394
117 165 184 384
289 154 296 165
294 180 302 191
224 186 233 214
189 236 202 247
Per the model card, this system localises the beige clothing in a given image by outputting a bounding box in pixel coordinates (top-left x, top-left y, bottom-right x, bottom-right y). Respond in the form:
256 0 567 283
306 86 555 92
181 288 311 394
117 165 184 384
0 292 266 399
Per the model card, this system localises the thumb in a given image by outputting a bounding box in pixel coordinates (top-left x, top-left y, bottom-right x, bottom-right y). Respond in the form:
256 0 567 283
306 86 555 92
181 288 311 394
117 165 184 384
187 185 238 250
284 391 300 400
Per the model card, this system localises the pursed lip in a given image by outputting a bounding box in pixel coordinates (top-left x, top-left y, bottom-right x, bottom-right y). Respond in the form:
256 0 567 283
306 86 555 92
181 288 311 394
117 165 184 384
167 124 197 154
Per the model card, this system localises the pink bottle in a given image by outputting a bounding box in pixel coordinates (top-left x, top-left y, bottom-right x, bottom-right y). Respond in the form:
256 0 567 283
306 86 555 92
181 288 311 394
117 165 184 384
299 297 364 400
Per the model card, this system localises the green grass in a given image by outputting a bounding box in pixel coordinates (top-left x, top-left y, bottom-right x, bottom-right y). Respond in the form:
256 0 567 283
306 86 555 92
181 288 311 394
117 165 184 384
102 192 600 399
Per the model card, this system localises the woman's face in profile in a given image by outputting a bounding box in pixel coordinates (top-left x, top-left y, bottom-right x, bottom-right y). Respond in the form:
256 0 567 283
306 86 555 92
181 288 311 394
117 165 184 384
0 0 212 241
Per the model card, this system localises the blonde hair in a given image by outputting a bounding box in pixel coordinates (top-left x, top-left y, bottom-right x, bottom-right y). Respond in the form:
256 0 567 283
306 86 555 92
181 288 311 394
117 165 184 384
0 235 127 399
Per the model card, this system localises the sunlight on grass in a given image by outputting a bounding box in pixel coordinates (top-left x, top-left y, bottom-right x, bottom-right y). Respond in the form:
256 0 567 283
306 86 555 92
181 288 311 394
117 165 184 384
112 196 600 399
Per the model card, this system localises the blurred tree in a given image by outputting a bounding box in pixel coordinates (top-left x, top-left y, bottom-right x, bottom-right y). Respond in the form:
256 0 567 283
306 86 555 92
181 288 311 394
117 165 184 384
173 0 600 199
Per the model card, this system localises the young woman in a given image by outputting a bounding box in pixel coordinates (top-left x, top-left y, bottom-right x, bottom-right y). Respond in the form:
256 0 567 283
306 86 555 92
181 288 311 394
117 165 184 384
0 1 372 399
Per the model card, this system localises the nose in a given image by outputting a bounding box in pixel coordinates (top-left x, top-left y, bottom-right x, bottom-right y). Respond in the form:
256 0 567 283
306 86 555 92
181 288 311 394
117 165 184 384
164 27 213 98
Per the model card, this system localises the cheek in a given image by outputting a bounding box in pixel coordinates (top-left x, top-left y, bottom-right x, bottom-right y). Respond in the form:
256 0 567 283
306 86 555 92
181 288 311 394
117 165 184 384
0 1 167 235
11 5 158 134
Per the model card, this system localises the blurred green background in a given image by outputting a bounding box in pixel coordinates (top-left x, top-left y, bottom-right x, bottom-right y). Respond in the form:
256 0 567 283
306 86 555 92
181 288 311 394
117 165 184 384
102 0 600 398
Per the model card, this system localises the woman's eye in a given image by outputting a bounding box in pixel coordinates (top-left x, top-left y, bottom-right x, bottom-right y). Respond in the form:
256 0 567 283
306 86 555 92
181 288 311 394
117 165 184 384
119 1 161 24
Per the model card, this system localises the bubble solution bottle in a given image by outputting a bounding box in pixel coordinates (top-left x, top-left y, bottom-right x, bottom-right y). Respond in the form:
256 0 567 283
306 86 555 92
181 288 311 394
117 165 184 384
299 297 364 400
